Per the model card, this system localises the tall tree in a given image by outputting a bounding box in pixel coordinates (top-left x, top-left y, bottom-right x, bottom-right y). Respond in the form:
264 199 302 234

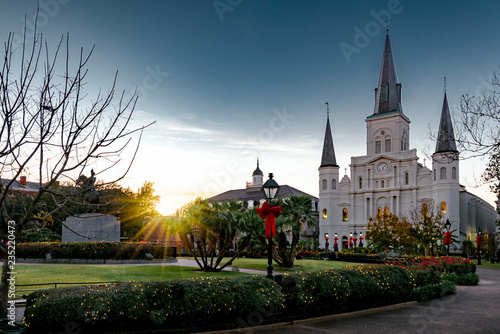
0 16 151 316
273 195 315 268
455 70 500 198
407 203 445 256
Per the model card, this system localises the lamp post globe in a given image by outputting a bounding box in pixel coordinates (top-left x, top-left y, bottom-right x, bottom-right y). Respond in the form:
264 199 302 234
334 232 338 252
324 232 329 252
261 173 280 280
349 232 353 248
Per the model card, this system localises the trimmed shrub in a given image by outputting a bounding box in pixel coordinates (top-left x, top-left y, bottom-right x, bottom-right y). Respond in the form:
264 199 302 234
16 241 170 260
24 276 284 333
411 280 456 302
279 265 413 318
443 273 480 286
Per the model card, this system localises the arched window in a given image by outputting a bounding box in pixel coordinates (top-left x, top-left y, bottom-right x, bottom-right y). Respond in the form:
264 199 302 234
381 180 385 188
452 167 457 180
359 177 362 189
342 208 348 222
441 202 447 214
384 206 390 215
332 179 337 189
377 207 383 217
322 208 327 219
405 172 409 185
322 179 327 190
385 139 391 153
375 140 381 154
433 169 436 181
440 167 447 180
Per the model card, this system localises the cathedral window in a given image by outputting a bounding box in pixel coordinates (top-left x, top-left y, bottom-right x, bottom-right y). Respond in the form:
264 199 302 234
322 179 327 190
433 169 436 181
401 130 408 151
332 179 337 189
405 172 409 185
342 208 348 222
381 84 388 102
452 167 457 180
375 141 381 154
359 177 362 189
440 167 447 180
384 206 390 215
381 180 385 188
385 139 391 152
377 207 382 217
323 209 327 219
441 202 447 214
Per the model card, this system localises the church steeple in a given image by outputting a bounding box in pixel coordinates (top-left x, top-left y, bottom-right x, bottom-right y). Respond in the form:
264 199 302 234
374 31 403 115
320 102 338 168
435 92 458 153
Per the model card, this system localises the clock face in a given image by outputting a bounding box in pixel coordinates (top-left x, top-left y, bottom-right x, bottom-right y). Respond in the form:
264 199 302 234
377 162 389 174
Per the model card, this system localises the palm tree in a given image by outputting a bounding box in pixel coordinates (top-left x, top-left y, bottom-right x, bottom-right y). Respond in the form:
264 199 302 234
166 198 247 271
273 195 315 268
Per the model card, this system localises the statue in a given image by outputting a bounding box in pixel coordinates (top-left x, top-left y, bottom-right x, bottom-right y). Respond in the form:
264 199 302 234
76 169 100 204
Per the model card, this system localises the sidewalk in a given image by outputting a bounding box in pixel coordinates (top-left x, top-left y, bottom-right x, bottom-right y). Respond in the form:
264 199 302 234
211 267 500 334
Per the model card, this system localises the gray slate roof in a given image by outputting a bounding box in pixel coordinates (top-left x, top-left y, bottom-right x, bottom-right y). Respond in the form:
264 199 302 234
435 92 458 153
1 178 41 193
374 32 403 115
208 184 318 203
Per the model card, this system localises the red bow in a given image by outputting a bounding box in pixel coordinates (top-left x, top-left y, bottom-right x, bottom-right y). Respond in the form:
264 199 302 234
353 238 357 247
359 237 364 241
476 235 483 246
256 202 282 238
334 237 338 245
443 231 452 245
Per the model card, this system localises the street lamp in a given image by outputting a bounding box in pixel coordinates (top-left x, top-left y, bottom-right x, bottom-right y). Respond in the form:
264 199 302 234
359 232 364 247
334 232 339 252
349 232 353 248
476 227 483 265
324 233 329 252
262 173 280 280
353 231 358 247
444 219 452 256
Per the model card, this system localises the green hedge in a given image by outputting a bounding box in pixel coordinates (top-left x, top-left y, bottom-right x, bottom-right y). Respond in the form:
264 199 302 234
24 265 456 333
411 280 456 302
443 273 480 286
278 265 413 318
16 242 174 260
24 276 284 333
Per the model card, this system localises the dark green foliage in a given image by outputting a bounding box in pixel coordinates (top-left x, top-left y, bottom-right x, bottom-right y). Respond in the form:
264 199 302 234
24 276 284 333
443 273 480 286
16 241 170 260
279 265 413 317
411 280 456 302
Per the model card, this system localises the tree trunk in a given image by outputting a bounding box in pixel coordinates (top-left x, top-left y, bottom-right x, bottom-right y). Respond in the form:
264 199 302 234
0 247 10 318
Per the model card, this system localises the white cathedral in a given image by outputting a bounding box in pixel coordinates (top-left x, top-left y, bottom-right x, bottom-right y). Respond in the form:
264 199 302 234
319 31 498 251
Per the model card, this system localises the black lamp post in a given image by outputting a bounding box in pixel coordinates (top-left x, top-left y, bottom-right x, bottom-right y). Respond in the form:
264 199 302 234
262 173 280 280
349 232 353 248
334 232 339 252
359 232 364 247
477 227 482 265
324 233 329 252
445 219 451 256
353 231 358 248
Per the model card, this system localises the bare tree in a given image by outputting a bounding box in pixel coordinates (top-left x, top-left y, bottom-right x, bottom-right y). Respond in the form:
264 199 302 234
0 16 153 317
455 70 500 197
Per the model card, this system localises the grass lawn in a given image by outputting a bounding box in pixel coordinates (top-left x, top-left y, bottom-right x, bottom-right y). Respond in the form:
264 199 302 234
217 257 359 272
472 259 500 269
15 264 247 298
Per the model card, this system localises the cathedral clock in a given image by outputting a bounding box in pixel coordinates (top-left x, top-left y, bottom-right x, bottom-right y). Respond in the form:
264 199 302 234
377 162 389 174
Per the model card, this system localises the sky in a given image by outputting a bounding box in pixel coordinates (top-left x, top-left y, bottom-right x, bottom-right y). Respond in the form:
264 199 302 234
2 0 500 215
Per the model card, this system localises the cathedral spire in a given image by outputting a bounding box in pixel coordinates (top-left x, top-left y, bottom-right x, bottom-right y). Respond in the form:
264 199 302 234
435 91 458 153
374 31 403 115
320 103 338 168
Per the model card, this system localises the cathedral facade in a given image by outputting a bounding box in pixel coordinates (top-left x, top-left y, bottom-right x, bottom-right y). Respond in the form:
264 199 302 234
319 32 498 251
